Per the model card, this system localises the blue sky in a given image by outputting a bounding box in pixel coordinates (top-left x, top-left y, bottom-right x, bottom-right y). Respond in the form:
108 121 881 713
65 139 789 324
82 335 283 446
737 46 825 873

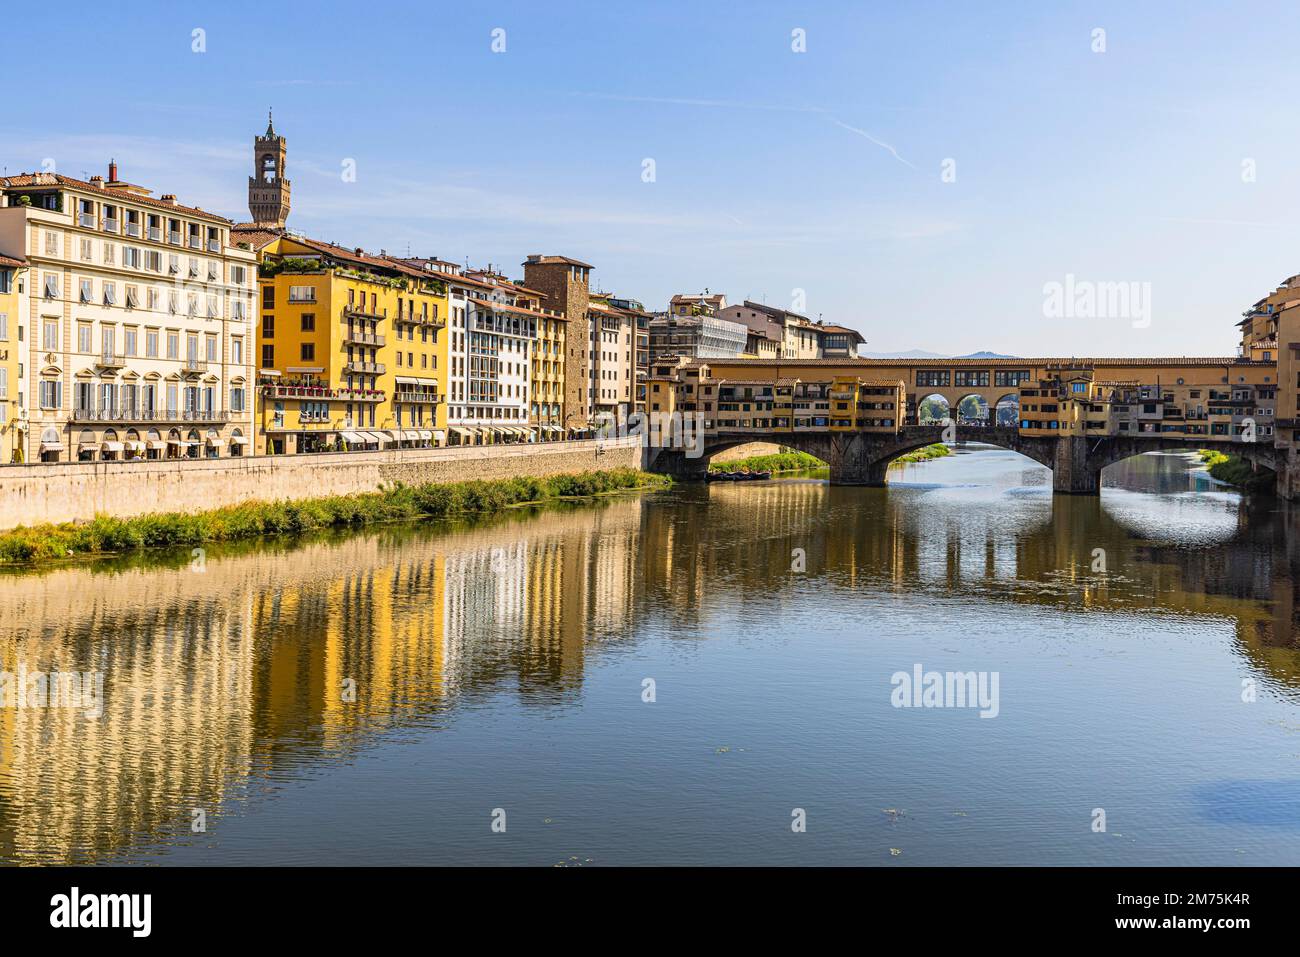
2 0 1297 356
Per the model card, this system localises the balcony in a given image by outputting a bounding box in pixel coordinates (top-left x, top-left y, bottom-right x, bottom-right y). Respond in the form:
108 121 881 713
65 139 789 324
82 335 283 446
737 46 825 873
207 239 221 253
95 351 127 369
125 222 141 238
78 213 95 228
168 231 181 246
343 360 385 375
261 383 386 404
340 325 385 347
70 407 232 424
103 218 118 234
393 389 441 405
342 304 387 322
187 235 201 249
183 358 209 374
392 309 445 328
148 226 162 242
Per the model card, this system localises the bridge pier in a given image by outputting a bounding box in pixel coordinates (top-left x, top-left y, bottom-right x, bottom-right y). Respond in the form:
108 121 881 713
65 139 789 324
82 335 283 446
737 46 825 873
1052 436 1102 495
828 434 890 485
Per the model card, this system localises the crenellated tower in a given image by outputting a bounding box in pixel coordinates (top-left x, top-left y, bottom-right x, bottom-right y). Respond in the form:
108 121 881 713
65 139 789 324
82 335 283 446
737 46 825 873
248 110 291 227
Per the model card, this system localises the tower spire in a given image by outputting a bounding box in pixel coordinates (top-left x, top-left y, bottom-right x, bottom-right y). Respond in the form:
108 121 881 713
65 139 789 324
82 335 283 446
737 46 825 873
266 108 275 137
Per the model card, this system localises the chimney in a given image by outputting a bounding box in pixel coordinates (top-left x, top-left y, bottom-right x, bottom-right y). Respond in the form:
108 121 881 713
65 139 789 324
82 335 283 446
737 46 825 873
525 254 541 264
89 175 105 188
160 194 177 205
108 159 118 183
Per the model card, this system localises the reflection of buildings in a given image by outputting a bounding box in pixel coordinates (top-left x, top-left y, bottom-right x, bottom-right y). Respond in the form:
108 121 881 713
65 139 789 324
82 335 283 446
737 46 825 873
0 497 644 864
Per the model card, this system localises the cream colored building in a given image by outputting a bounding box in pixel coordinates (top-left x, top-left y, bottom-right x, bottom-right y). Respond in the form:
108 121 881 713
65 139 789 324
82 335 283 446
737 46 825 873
0 165 257 462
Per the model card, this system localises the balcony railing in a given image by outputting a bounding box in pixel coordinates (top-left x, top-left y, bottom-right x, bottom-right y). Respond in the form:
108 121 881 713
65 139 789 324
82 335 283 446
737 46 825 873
70 407 233 423
393 389 441 405
183 358 209 374
78 213 95 228
96 351 127 369
261 383 386 403
148 226 162 242
187 235 201 249
344 360 385 375
125 222 141 238
168 231 181 245
342 304 387 321
207 239 221 253
340 325 385 347
103 218 118 234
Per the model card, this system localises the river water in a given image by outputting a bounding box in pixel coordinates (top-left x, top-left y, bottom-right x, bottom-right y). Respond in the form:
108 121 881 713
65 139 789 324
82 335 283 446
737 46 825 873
2 445 1298 866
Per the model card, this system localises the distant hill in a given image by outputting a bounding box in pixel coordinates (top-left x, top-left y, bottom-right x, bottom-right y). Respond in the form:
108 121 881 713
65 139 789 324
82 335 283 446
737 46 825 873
859 349 1020 360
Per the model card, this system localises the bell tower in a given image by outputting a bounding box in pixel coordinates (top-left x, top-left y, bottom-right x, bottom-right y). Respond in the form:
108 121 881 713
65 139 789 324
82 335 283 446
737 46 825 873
248 110 291 227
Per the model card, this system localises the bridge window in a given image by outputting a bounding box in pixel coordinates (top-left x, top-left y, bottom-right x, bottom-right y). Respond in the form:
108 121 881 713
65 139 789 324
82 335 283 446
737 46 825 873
916 371 949 387
954 371 989 387
995 370 1030 387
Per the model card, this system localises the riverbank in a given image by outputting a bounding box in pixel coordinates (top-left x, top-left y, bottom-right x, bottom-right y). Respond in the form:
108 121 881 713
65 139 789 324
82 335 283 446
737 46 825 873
893 443 952 465
0 468 671 566
1196 449 1270 490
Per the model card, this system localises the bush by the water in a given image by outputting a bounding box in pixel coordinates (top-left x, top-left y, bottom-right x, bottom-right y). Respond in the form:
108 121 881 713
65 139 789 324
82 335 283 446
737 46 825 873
0 468 670 566
707 450 825 473
1197 449 1269 490
893 443 952 465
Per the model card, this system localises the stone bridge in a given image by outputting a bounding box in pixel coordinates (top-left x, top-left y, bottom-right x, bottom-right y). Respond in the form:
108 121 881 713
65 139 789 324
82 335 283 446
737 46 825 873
648 426 1285 495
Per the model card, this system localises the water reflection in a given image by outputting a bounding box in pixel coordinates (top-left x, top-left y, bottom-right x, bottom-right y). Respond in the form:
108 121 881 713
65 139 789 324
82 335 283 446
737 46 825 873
1 447 1298 864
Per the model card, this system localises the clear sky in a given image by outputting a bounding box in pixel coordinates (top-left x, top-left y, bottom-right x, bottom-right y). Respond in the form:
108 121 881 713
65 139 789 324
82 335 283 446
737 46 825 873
1 0 1296 357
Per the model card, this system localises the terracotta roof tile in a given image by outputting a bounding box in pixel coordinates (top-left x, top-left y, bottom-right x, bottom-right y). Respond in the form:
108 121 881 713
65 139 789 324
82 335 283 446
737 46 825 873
0 172 232 223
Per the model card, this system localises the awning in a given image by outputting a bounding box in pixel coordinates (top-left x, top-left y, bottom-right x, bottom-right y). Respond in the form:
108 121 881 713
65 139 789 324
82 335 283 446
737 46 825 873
394 376 436 387
146 439 166 450
451 427 471 439
101 441 124 452
168 439 194 448
205 436 224 447
364 431 389 444
125 441 145 453
431 430 445 442
341 431 367 443
419 430 434 441
230 435 249 446
40 441 64 451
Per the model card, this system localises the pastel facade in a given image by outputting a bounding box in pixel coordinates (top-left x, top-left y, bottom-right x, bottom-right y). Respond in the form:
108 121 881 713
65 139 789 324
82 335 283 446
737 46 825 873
0 166 257 464
0 252 24 461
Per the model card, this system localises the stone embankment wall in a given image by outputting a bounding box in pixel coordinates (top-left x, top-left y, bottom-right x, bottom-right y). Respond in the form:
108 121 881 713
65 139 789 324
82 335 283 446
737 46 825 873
0 437 642 529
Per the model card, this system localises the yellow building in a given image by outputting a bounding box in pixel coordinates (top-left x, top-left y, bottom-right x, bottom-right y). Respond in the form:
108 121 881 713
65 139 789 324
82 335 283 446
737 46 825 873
248 234 448 454
0 252 26 461
531 310 567 439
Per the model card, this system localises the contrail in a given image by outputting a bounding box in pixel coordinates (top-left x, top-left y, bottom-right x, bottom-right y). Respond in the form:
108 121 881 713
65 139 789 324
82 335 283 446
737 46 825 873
830 117 916 169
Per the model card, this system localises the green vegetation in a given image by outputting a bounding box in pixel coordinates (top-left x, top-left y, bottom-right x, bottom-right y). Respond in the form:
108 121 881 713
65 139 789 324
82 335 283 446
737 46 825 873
893 443 952 466
1197 449 1270 490
708 450 825 473
0 469 671 567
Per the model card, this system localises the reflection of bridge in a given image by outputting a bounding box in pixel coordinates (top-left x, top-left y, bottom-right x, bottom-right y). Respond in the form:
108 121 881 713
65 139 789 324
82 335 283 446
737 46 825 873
643 356 1290 495
653 425 1285 494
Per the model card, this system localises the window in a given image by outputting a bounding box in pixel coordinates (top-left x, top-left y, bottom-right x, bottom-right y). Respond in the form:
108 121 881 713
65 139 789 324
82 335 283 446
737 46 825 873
44 274 59 299
80 278 93 303
145 329 159 357
125 328 138 356
231 265 246 286
300 343 315 361
103 242 115 265
261 344 274 368
123 246 141 269
262 286 274 309
231 338 243 365
77 324 91 353
103 282 116 306
167 332 179 359
80 238 93 261
206 337 217 362
262 315 274 337
231 387 245 412
289 285 316 303
39 379 62 409
0 313 6 340
42 318 59 350
300 313 315 331
45 231 59 256
145 250 162 272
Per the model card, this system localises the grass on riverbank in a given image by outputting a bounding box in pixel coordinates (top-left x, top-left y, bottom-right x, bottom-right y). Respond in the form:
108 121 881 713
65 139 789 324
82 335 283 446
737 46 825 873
1196 449 1268 489
893 443 952 466
707 450 825 473
0 468 671 566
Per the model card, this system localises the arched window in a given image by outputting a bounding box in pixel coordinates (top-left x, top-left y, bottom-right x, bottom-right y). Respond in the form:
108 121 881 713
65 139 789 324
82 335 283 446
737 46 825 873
261 154 277 183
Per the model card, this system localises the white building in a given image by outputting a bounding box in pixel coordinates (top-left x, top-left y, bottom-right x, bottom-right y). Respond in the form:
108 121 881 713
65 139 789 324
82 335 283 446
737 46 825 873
0 165 257 462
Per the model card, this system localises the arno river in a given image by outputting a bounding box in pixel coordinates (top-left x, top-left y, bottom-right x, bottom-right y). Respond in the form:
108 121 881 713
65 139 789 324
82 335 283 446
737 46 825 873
2 445 1299 866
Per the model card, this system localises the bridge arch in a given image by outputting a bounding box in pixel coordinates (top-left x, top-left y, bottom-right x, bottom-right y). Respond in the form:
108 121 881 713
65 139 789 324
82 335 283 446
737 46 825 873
993 393 1019 427
915 393 950 424
954 393 991 424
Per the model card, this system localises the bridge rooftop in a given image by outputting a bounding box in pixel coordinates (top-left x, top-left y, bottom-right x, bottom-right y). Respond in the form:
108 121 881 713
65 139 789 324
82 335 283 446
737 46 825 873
692 356 1263 367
